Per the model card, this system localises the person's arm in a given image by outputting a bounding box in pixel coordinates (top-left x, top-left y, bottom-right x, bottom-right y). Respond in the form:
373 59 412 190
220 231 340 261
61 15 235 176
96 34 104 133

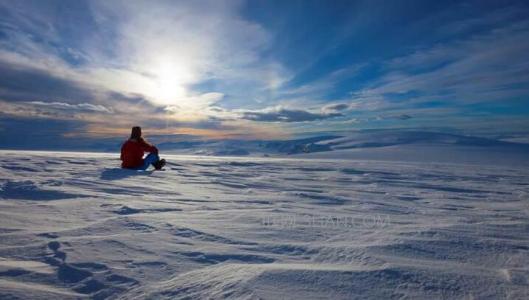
139 138 158 154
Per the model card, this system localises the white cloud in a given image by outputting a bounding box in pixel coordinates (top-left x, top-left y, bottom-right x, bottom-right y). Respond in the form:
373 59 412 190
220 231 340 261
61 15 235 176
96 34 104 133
233 105 343 123
28 101 113 113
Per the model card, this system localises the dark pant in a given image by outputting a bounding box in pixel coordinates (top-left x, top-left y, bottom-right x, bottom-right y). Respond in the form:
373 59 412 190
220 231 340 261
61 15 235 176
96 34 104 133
136 153 159 170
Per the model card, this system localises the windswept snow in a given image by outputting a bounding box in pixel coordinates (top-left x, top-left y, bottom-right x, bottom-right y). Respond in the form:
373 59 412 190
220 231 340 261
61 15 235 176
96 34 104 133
0 150 529 299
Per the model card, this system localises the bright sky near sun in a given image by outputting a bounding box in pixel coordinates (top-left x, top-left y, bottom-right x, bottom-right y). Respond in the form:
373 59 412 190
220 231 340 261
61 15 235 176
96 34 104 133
0 0 528 147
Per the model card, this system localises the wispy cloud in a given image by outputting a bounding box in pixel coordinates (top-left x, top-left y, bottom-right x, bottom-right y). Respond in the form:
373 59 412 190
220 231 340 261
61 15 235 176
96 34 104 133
28 101 113 113
321 103 351 113
239 106 342 123
354 18 529 110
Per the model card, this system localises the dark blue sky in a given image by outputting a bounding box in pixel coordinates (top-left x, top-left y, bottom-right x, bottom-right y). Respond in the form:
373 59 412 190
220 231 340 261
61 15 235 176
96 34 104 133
0 0 528 148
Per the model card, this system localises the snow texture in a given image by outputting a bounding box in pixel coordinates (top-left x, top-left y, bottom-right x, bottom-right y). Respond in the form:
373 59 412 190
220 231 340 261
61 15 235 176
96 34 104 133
0 150 528 299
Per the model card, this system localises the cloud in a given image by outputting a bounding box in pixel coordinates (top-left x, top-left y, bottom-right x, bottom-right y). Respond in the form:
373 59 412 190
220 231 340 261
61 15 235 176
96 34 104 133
163 92 224 112
0 0 287 122
396 114 412 120
372 114 412 121
357 18 529 109
0 60 95 103
239 106 342 123
0 0 528 142
88 0 284 107
28 101 113 113
322 103 350 113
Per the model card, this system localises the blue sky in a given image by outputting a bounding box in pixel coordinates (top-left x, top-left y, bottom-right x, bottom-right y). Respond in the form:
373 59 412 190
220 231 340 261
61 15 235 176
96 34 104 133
0 0 528 148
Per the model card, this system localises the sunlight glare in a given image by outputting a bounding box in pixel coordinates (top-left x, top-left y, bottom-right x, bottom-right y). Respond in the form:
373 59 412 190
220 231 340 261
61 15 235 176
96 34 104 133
149 59 194 106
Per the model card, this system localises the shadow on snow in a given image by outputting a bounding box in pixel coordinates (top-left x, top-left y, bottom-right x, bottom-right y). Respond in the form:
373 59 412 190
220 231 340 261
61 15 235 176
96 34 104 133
100 168 153 181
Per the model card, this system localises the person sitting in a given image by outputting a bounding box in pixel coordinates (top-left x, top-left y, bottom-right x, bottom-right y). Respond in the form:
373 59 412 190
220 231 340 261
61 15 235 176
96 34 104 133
120 126 165 170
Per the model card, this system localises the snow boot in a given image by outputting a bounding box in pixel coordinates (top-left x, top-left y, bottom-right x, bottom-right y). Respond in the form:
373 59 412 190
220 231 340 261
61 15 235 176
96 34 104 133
153 159 166 170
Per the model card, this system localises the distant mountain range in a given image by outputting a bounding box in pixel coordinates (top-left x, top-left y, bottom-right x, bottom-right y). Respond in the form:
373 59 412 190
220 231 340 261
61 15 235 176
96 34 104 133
153 130 529 158
157 135 339 156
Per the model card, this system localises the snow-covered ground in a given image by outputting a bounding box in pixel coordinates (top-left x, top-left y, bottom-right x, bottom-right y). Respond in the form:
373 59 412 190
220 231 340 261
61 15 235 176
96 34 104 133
1 150 529 299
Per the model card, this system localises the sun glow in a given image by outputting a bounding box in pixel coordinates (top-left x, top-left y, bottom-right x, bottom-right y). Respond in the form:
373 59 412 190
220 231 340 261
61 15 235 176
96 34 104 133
148 59 195 106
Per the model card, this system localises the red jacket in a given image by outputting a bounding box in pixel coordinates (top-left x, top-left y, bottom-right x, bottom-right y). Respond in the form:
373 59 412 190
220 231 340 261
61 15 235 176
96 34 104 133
120 138 158 168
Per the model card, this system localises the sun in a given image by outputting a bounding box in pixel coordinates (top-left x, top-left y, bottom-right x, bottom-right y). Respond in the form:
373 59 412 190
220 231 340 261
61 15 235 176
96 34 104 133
149 59 194 106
